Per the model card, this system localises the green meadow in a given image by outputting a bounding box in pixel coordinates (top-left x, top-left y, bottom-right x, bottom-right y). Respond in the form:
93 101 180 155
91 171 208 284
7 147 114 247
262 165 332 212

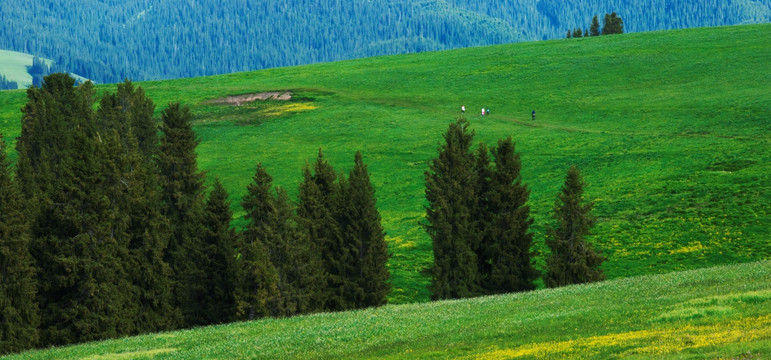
5 260 769 359
0 49 37 88
0 24 769 305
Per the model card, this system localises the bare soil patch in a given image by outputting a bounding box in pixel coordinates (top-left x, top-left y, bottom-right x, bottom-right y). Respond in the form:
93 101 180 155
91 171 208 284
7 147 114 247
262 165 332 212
208 91 292 106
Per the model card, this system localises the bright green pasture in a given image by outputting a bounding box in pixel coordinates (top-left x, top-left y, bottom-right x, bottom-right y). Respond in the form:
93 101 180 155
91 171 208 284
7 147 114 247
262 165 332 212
6 260 770 359
0 24 769 304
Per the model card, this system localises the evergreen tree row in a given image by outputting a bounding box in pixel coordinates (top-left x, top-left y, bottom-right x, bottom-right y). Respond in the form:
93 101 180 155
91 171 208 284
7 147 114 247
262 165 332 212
425 118 605 300
567 12 623 38
0 73 390 355
0 74 19 90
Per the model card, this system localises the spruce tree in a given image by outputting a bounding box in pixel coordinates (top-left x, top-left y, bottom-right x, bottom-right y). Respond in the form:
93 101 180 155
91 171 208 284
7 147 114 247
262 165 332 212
602 12 624 35
272 188 323 314
590 15 601 36
238 164 282 318
297 150 345 310
16 74 132 345
545 166 606 288
0 135 39 355
97 80 157 159
332 173 364 310
201 179 239 324
485 138 538 293
473 143 493 289
343 151 390 308
240 164 320 316
98 87 180 334
157 103 208 327
424 118 480 300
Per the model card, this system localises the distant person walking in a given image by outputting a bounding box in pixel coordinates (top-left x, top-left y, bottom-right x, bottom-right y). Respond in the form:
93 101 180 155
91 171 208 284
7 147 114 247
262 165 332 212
461 105 465 114
532 110 536 121
486 108 490 116
481 107 486 116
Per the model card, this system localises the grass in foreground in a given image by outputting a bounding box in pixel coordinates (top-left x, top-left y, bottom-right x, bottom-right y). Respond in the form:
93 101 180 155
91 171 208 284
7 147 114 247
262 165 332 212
5 260 770 359
0 24 769 303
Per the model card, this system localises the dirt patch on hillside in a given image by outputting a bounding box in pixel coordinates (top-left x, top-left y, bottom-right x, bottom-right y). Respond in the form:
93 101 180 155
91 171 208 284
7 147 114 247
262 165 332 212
208 91 292 106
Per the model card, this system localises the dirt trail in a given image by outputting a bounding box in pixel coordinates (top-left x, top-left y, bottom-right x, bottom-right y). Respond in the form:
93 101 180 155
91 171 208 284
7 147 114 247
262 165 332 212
208 91 292 106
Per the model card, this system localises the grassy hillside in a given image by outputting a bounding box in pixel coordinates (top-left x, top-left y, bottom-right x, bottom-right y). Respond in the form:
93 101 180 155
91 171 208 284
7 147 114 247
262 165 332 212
4 260 769 359
0 49 42 89
0 24 769 304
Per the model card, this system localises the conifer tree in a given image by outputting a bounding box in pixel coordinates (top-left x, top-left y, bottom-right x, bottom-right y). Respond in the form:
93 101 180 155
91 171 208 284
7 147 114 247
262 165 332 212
97 90 180 334
545 166 606 288
573 28 583 38
157 103 208 327
201 179 239 324
484 138 538 293
424 118 480 300
297 150 345 310
238 164 282 318
473 143 493 288
590 15 601 36
97 80 157 159
602 12 624 35
16 74 132 345
342 151 390 308
0 136 39 354
332 173 364 310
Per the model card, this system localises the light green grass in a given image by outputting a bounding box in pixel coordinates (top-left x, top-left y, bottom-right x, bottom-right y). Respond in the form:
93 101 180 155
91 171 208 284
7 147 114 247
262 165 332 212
4 260 769 359
0 49 38 88
0 24 769 304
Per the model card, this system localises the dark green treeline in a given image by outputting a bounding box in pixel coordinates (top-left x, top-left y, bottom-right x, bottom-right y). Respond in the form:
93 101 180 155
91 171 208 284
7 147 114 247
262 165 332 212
545 166 606 288
0 73 390 355
425 118 538 300
425 118 603 300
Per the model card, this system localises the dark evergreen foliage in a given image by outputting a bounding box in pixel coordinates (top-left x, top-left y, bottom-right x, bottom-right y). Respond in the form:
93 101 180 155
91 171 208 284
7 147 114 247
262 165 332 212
590 15 601 36
473 143 494 289
28 57 51 87
156 102 209 327
97 80 157 159
97 87 180 334
573 28 583 38
16 74 133 346
424 118 481 300
0 136 39 354
240 163 319 317
0 74 19 90
341 151 391 308
200 179 239 324
545 166 606 288
603 12 624 35
484 138 538 293
2 1 766 83
297 149 346 310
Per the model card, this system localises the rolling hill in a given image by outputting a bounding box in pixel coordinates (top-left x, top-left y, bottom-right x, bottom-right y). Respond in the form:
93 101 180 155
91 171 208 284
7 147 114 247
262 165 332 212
1 23 768 305
1 0 769 83
4 260 769 359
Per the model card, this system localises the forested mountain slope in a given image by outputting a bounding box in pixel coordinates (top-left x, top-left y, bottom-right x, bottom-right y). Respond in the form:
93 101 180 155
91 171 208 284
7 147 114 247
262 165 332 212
1 0 769 83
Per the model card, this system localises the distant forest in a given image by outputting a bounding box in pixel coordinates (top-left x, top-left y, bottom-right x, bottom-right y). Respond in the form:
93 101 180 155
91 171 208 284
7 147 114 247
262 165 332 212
1 0 769 83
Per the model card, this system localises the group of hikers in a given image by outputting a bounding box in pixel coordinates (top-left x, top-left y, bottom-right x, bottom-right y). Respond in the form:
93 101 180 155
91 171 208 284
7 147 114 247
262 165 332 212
461 105 536 120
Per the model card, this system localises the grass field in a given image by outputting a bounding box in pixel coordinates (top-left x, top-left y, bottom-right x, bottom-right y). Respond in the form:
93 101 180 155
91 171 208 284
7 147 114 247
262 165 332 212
0 24 769 304
0 49 37 89
4 260 769 359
